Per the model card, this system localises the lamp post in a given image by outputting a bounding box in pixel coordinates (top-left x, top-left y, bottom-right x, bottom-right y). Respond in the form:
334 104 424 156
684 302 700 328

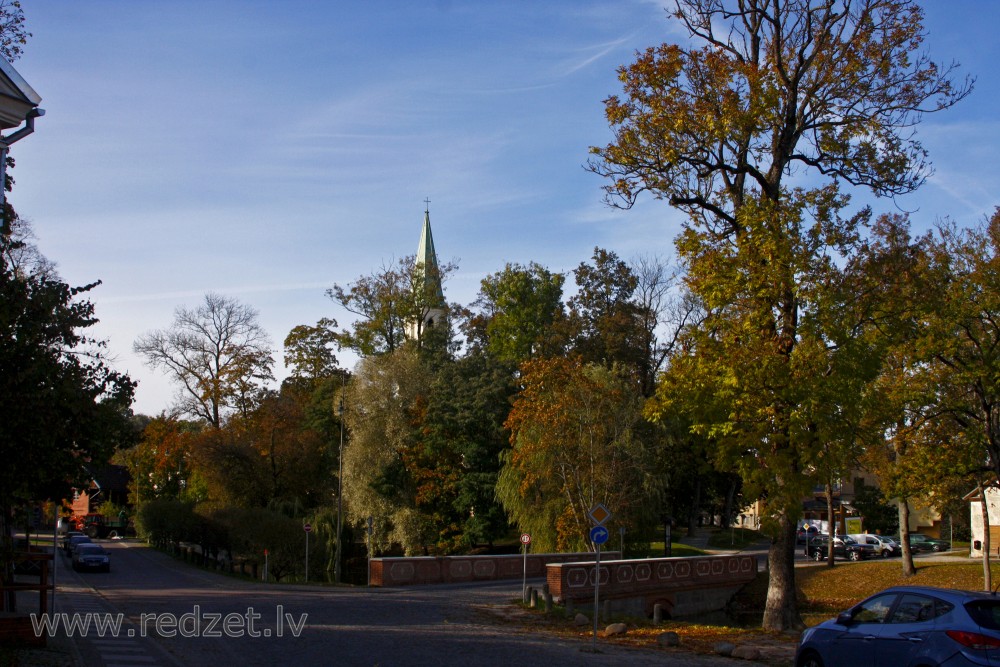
0 54 43 219
334 374 345 584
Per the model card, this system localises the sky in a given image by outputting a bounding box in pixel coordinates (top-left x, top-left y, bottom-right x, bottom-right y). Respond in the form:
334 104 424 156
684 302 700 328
7 1 1000 416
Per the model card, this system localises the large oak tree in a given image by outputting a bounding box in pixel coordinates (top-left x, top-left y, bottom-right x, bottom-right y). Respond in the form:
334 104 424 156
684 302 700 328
590 0 970 630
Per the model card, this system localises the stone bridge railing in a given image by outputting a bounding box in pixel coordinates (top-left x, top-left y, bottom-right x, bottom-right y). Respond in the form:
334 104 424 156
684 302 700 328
547 554 758 617
370 552 620 587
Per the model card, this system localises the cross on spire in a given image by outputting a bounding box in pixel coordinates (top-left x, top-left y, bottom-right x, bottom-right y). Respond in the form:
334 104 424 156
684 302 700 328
424 197 431 214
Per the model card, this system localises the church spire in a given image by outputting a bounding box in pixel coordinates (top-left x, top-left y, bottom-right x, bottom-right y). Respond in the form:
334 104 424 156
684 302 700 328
416 200 444 302
407 200 446 341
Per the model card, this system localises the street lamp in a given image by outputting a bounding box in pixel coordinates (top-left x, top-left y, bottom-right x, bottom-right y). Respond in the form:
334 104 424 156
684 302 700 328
0 54 43 217
334 373 346 584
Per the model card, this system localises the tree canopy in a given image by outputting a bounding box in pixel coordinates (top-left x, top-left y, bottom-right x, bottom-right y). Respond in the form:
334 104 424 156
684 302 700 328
591 0 970 631
134 293 274 428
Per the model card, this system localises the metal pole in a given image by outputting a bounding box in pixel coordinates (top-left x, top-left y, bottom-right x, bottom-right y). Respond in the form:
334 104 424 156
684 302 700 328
51 503 57 614
522 541 527 602
335 375 345 584
305 530 309 583
592 543 601 651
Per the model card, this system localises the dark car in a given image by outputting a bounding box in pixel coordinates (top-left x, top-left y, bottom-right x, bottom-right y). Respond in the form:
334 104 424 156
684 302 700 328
64 534 92 556
796 585 1000 667
806 535 873 561
908 533 950 553
60 530 84 552
72 543 110 572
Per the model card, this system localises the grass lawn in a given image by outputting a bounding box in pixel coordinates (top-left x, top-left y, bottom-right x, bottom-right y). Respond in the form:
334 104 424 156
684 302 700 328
645 541 707 557
792 559 1000 625
707 528 763 550
505 557 1000 666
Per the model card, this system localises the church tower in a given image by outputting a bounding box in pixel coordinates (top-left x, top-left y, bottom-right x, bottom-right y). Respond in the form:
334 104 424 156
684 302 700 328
406 201 446 341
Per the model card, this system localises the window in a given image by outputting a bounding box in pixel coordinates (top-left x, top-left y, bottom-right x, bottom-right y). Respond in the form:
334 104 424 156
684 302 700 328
966 601 1000 630
889 595 936 623
853 594 896 624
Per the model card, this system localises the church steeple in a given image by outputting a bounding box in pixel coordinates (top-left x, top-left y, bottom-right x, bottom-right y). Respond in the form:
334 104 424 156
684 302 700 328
407 200 446 340
416 199 444 303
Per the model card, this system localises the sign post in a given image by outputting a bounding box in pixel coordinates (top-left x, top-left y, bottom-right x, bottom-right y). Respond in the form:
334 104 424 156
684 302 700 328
304 523 312 583
520 533 531 601
588 504 612 652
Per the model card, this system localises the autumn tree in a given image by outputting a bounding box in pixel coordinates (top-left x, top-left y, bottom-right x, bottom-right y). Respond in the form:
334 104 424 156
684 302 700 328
0 0 29 62
590 0 970 630
134 293 274 428
498 357 654 551
327 255 456 357
916 211 1000 587
283 318 339 380
114 416 201 505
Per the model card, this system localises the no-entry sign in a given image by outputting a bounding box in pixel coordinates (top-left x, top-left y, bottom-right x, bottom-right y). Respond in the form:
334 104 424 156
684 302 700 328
520 533 531 545
303 523 312 533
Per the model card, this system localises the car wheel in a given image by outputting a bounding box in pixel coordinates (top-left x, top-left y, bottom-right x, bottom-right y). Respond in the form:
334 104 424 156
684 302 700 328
812 550 823 562
849 551 861 562
882 550 891 559
797 649 824 667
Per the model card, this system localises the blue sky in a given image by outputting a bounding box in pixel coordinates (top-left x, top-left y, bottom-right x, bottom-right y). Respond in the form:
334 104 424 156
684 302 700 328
8 1 1000 416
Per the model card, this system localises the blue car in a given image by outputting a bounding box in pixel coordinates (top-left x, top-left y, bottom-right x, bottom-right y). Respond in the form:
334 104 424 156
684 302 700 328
796 586 1000 667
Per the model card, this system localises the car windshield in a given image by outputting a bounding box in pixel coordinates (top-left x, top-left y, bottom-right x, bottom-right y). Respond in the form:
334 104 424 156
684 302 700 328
843 537 858 545
966 601 1000 630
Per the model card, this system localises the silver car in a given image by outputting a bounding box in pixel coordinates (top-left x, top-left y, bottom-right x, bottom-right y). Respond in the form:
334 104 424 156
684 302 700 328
796 585 1000 667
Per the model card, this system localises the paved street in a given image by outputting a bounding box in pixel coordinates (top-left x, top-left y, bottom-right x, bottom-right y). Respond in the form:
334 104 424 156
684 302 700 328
40 539 755 667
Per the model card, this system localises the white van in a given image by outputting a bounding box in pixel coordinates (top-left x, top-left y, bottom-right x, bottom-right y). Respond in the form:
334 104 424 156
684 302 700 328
849 533 894 558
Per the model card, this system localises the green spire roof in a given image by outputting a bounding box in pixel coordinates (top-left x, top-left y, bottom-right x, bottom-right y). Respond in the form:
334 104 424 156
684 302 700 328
416 206 444 302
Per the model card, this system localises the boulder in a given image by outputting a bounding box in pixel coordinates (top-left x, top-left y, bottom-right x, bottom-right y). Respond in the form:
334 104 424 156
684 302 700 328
604 623 627 636
573 613 590 626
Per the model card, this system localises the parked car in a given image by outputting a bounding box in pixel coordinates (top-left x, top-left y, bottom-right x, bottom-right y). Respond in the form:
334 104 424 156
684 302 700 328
796 585 1000 667
806 535 874 561
848 533 899 558
72 543 111 572
872 535 901 557
64 534 92 556
908 533 950 552
60 530 84 551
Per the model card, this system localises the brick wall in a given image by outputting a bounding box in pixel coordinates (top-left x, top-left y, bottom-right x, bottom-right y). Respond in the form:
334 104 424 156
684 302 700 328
370 552 620 587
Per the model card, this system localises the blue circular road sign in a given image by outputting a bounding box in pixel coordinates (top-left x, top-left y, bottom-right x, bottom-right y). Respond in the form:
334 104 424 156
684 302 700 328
590 525 609 545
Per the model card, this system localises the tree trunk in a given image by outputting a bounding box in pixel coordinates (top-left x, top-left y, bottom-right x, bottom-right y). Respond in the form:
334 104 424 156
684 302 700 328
825 482 835 567
898 497 916 577
979 480 992 591
762 512 804 631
